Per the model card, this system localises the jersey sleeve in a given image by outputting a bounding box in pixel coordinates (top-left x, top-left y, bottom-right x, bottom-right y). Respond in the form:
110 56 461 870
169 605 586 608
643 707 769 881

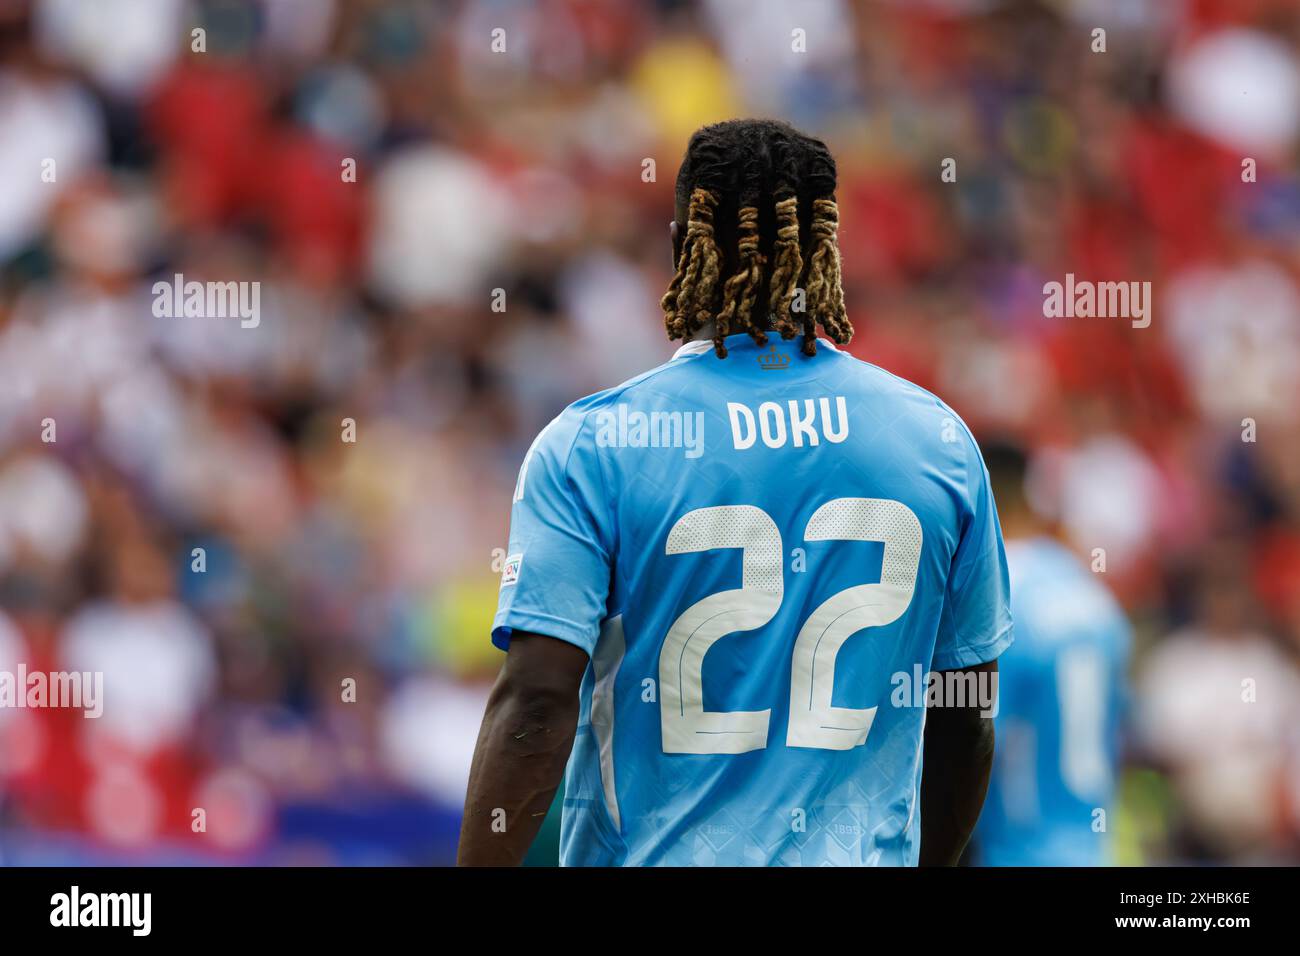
932 428 1014 671
491 407 614 657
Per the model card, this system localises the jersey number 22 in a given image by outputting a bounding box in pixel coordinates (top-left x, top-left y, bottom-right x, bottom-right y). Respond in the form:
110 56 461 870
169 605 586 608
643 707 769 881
659 499 922 755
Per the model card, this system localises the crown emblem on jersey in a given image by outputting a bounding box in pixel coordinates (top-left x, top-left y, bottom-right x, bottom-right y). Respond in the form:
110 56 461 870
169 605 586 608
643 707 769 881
757 345 790 370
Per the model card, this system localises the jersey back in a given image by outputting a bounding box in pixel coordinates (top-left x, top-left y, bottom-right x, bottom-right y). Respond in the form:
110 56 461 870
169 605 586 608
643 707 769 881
975 536 1130 866
493 332 1014 866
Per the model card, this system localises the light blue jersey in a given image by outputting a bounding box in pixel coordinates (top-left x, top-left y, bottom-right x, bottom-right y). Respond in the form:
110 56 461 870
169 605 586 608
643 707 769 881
975 536 1130 866
492 332 1013 866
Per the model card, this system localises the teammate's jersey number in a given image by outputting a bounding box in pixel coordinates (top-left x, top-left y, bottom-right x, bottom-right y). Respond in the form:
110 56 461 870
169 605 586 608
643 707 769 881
659 499 922 755
1056 644 1110 798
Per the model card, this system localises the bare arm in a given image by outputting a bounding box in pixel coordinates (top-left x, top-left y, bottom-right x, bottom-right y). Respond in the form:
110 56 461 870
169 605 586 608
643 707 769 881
919 659 997 866
457 632 588 866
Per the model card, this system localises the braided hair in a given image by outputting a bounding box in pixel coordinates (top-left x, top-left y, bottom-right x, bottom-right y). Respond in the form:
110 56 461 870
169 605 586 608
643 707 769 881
661 119 851 358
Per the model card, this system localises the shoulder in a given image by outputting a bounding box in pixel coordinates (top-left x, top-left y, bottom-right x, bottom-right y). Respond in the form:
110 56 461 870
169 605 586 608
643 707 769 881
515 349 706 495
1010 540 1127 645
834 352 992 512
523 349 709 451
847 352 980 445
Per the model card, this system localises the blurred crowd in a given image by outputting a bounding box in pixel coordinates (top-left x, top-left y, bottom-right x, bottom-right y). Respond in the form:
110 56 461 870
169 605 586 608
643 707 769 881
0 0 1298 865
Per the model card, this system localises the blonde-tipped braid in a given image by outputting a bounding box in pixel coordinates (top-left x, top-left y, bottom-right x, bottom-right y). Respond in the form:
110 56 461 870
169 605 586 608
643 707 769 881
768 195 803 344
713 206 767 357
803 197 851 351
661 187 721 343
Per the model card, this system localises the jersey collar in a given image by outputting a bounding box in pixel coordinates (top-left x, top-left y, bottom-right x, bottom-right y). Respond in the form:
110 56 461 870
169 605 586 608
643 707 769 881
672 335 841 360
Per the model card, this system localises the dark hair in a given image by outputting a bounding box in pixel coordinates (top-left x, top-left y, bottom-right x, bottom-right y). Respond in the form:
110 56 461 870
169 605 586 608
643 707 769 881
662 119 851 358
982 438 1031 511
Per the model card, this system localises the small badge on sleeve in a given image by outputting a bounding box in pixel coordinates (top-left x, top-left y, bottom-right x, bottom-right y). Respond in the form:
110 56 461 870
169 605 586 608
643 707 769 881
500 553 523 587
